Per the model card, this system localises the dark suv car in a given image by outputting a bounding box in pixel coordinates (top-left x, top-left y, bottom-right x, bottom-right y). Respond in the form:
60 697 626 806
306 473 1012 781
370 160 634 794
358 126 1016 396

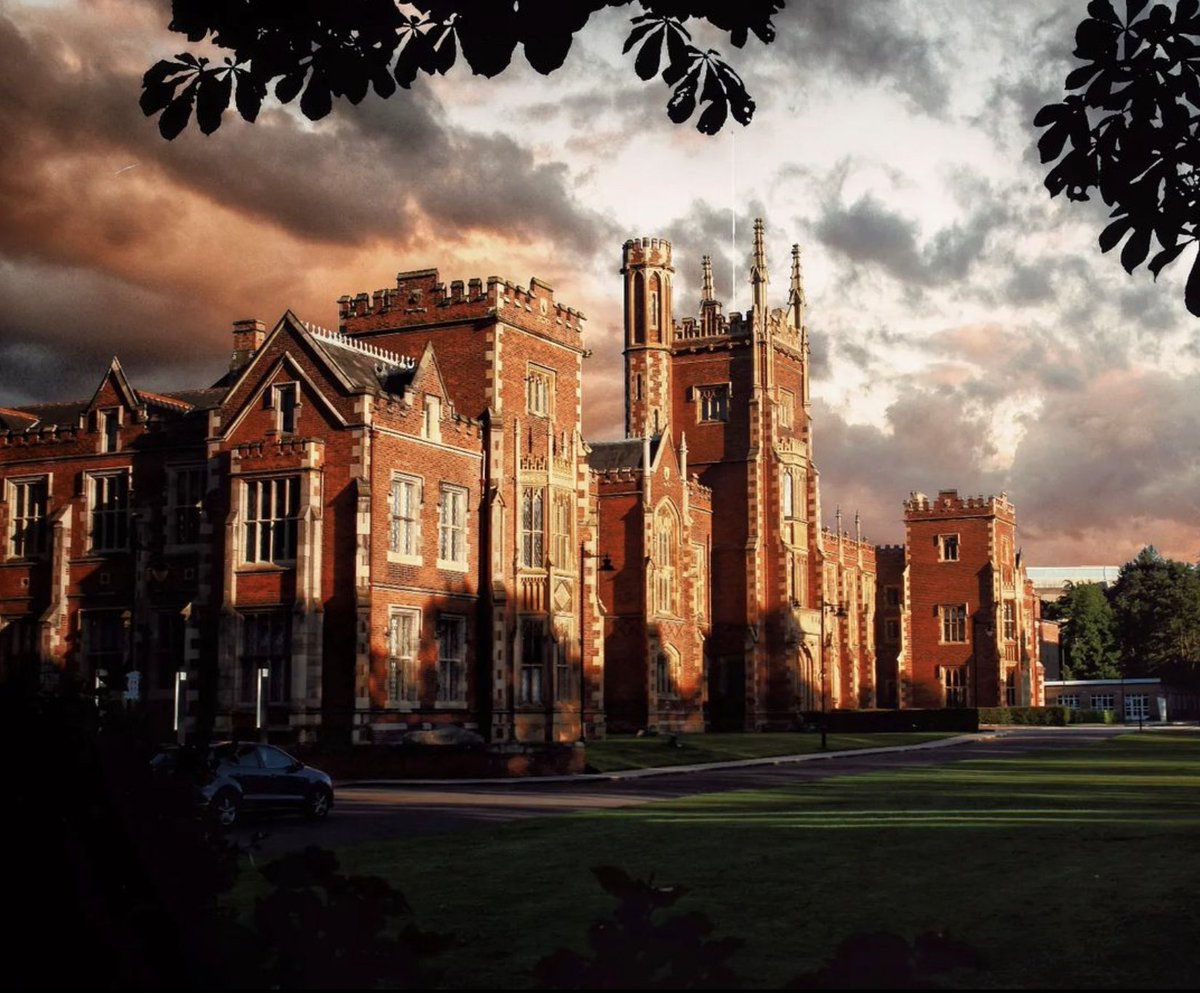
151 742 334 827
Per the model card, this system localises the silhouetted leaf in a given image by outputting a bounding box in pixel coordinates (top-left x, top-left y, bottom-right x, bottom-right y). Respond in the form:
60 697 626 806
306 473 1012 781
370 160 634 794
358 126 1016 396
633 24 667 80
158 83 197 140
667 70 700 124
195 70 232 135
1087 0 1121 23
1185 250 1200 314
1120 224 1152 272
234 70 266 121
300 69 333 120
1099 214 1134 252
275 70 306 105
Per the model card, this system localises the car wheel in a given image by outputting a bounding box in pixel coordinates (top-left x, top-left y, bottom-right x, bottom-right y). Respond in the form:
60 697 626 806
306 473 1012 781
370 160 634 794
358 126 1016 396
211 789 240 828
305 786 332 819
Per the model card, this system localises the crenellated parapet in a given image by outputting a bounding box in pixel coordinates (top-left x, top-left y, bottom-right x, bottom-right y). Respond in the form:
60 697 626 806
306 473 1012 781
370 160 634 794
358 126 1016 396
622 237 672 271
904 488 1015 522
1 424 77 447
231 436 324 468
686 476 712 507
823 527 878 563
339 268 585 348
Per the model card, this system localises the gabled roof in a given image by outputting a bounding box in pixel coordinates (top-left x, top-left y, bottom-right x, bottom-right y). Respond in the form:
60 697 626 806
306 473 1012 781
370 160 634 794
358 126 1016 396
303 318 419 396
588 436 663 471
4 399 89 430
85 356 141 414
151 387 228 411
0 406 41 431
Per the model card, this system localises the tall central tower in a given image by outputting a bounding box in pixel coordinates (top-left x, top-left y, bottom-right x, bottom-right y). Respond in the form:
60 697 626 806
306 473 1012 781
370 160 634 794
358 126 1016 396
621 238 674 438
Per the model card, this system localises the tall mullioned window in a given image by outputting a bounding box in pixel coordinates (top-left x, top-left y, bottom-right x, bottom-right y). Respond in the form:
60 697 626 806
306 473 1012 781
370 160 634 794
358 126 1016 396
526 366 552 417
437 615 466 704
653 503 678 616
168 465 205 545
520 618 545 704
438 485 467 567
387 609 420 704
243 476 300 565
940 603 967 643
8 477 47 558
389 475 421 559
239 611 291 704
938 533 960 561
89 472 129 553
941 665 967 706
521 489 544 568
552 492 572 567
1003 601 1016 641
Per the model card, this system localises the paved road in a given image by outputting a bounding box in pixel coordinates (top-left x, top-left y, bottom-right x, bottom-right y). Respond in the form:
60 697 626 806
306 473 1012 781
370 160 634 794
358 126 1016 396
230 725 1156 857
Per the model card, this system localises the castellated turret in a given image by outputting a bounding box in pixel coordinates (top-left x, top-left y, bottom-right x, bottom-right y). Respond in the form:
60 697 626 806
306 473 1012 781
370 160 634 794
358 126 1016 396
621 237 675 437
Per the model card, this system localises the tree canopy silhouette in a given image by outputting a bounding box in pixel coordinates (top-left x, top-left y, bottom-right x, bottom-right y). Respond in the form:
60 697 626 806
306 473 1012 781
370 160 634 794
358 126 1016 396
141 1 786 140
1035 0 1200 315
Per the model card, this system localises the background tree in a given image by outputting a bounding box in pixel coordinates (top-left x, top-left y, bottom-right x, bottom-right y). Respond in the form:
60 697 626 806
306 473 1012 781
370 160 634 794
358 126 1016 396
1035 0 1200 315
142 1 786 140
1109 546 1200 678
1057 581 1121 679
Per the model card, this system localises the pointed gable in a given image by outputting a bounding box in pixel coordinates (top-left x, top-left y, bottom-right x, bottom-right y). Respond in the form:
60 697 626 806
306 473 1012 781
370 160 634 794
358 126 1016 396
85 356 142 421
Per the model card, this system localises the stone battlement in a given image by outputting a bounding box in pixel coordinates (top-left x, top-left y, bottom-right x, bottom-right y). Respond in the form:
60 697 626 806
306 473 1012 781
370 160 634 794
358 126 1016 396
338 269 585 329
904 488 1014 519
622 237 673 270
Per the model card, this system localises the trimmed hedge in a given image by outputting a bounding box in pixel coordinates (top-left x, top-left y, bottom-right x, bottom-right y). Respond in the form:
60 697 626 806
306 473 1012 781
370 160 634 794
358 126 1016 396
977 706 1071 726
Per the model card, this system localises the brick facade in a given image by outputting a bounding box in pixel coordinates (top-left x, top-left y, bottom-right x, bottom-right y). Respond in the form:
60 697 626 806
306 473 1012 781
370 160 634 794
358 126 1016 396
877 488 1044 709
1 221 882 742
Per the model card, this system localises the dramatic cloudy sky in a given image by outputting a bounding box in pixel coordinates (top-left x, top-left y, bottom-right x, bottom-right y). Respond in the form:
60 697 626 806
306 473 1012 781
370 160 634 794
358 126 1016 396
3 0 1199 565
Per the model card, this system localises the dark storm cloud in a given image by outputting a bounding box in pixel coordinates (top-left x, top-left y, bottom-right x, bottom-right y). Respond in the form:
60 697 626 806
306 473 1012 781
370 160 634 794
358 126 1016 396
0 259 227 402
815 190 1012 288
0 9 611 264
761 0 954 116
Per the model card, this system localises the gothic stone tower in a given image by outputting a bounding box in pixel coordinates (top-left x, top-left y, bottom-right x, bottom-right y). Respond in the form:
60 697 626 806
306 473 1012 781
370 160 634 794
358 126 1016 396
620 219 873 729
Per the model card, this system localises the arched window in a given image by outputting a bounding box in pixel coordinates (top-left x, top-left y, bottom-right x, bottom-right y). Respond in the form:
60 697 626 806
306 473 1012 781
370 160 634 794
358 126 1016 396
652 275 662 340
632 273 646 344
521 489 544 567
655 645 681 699
653 502 679 616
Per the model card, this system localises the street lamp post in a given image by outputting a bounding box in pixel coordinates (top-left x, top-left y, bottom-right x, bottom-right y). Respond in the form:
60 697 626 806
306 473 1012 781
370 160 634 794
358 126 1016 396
578 544 614 743
818 601 848 750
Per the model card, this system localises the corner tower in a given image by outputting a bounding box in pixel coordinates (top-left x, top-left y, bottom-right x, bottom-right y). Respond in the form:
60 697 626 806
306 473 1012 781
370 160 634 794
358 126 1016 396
622 237 674 437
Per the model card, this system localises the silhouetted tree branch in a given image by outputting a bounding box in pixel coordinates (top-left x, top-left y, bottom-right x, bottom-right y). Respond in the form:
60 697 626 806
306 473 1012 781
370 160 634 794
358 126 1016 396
142 1 786 140
1036 0 1200 315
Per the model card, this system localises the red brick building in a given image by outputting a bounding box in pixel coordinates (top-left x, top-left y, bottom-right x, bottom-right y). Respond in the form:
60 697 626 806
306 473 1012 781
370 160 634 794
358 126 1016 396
1 221 879 742
610 223 876 731
875 489 1044 709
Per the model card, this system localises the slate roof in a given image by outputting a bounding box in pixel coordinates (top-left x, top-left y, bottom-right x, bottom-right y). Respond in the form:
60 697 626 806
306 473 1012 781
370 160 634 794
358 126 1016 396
587 437 661 471
303 325 419 396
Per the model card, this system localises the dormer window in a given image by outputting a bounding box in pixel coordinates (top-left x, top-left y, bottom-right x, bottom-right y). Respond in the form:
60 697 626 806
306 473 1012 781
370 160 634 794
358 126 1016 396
273 383 298 434
422 395 441 441
100 408 120 453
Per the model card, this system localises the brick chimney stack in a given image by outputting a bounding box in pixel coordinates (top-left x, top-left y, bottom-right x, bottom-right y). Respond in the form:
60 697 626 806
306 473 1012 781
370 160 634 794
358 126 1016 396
231 318 266 372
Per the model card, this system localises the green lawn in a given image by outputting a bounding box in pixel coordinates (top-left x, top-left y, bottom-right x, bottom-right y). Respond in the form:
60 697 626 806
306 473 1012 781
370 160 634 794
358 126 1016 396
242 731 1200 988
583 730 959 772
